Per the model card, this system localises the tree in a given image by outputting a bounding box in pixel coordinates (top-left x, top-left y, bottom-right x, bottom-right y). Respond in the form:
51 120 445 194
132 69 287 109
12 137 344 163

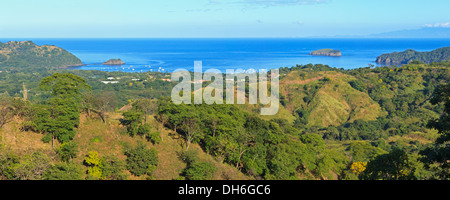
84 151 103 180
38 73 91 147
12 151 51 180
124 144 159 177
102 156 126 180
422 83 450 179
133 98 156 123
83 91 118 123
181 117 201 152
146 130 162 145
0 151 19 180
183 161 217 180
44 163 83 180
350 162 367 175
39 73 91 99
0 93 13 129
361 148 415 180
56 142 79 163
42 98 80 147
427 83 450 144
233 126 252 169
208 117 220 138
120 110 144 137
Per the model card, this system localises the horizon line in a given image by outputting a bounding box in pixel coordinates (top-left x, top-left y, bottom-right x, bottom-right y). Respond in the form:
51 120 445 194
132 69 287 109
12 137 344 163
2 37 450 40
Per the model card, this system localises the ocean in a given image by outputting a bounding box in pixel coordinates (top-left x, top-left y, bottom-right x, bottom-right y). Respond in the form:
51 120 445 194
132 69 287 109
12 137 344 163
3 38 450 72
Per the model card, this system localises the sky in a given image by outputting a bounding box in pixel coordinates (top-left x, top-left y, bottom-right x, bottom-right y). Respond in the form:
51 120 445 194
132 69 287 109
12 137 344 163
0 0 449 38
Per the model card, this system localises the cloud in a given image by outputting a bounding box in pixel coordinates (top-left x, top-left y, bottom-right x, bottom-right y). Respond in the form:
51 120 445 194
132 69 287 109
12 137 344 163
424 22 450 28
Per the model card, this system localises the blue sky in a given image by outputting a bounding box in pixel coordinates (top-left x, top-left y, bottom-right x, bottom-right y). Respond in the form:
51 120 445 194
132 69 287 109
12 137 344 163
1 0 449 38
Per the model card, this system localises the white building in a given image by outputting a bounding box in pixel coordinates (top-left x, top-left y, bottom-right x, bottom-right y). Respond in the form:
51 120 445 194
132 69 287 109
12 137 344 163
101 81 119 84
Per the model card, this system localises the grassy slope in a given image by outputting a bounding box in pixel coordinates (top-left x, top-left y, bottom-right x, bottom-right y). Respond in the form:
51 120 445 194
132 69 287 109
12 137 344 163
0 113 249 180
217 69 385 127
280 70 386 127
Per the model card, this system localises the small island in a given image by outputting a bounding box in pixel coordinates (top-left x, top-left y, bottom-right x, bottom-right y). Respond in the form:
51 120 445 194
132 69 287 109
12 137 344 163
103 59 125 65
310 49 342 57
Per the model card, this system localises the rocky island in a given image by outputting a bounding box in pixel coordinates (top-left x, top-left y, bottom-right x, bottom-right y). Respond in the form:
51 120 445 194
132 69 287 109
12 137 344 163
376 47 450 65
103 59 125 65
310 49 342 57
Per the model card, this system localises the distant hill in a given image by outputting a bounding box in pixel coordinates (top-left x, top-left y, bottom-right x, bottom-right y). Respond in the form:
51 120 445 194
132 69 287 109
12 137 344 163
370 27 450 38
376 47 450 65
0 41 82 70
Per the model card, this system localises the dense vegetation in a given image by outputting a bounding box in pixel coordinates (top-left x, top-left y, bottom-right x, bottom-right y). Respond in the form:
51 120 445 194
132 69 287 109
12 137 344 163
1 43 450 180
0 41 82 71
376 47 450 65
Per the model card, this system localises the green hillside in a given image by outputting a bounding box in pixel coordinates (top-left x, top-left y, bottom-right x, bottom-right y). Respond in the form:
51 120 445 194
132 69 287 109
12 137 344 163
0 41 82 70
280 70 385 127
1 50 450 180
376 47 450 65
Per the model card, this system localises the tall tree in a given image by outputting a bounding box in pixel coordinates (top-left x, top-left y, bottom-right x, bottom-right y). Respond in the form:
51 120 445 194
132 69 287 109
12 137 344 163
38 73 91 147
427 83 450 143
181 117 201 152
120 110 144 137
233 126 252 169
83 91 117 123
422 83 450 179
133 98 156 123
361 148 415 180
39 73 91 99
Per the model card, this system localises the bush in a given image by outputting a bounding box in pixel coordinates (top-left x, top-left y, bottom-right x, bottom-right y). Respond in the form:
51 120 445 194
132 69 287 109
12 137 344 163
120 110 144 137
146 131 162 144
179 150 199 165
102 156 127 180
0 151 20 180
83 151 103 180
56 142 79 162
124 144 159 177
12 151 51 180
183 162 217 180
44 163 83 180
138 123 151 135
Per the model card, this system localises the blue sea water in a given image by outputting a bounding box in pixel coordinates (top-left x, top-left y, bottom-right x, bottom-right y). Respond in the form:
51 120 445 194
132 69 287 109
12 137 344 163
3 38 450 72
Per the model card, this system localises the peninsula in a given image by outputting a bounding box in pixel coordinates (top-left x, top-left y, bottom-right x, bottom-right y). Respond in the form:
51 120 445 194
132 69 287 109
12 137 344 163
0 41 82 70
376 47 450 65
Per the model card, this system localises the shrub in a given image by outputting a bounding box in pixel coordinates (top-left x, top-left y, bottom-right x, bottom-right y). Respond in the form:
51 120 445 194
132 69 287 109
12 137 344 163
44 163 83 180
56 142 79 162
179 150 199 165
12 151 51 180
183 162 217 180
102 156 127 180
146 131 162 145
124 144 159 177
84 151 103 180
138 123 152 136
120 110 144 137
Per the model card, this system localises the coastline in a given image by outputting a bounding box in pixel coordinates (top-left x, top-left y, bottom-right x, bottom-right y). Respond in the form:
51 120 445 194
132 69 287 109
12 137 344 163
11 38 450 73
